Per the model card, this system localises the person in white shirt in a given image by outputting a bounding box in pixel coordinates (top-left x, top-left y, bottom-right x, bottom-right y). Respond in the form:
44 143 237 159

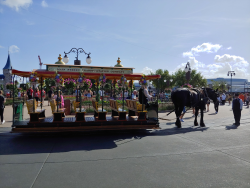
221 93 226 105
143 86 152 101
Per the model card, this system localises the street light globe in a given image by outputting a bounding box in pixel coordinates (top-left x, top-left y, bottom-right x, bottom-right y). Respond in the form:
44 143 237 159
184 66 189 72
86 55 92 64
63 54 69 64
164 80 166 82
170 78 173 82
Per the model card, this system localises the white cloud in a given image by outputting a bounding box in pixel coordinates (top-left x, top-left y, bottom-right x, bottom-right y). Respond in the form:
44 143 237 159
9 45 19 53
1 0 32 11
183 42 222 57
141 67 154 75
214 54 249 67
227 47 232 50
41 0 47 7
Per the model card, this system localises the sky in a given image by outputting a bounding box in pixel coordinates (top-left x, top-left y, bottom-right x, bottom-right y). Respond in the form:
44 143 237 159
0 0 250 80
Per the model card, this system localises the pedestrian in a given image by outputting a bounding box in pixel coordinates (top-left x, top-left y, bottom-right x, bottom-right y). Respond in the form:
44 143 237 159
228 94 232 105
34 88 40 107
0 90 6 124
47 88 53 106
221 93 226 105
179 106 186 122
232 93 243 126
27 87 33 100
246 93 249 108
215 96 219 114
41 89 46 105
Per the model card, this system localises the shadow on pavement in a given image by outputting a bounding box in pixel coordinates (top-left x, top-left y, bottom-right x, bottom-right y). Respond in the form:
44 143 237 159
0 130 149 155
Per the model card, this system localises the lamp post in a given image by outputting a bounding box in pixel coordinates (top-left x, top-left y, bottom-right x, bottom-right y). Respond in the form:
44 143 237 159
184 62 191 84
244 81 248 93
63 48 92 65
227 71 235 93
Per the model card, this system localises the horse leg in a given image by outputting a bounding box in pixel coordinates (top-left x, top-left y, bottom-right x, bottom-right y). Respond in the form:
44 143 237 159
175 105 181 128
194 106 199 126
200 106 205 127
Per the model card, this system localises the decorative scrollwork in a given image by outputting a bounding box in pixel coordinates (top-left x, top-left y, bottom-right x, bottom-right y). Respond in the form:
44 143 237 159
64 48 91 60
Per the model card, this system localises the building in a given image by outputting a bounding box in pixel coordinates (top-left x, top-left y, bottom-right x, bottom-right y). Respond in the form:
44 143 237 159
0 52 13 94
207 78 250 93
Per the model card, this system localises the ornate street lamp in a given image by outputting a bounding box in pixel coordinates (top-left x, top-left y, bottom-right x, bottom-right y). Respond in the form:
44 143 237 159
63 48 92 65
227 71 235 93
184 62 191 84
244 81 248 93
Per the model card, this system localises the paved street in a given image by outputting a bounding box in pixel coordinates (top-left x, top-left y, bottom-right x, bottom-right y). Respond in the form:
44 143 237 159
0 102 250 188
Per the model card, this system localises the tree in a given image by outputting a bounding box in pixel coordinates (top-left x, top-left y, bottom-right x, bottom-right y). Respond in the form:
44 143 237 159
211 80 227 92
174 69 207 88
150 69 171 92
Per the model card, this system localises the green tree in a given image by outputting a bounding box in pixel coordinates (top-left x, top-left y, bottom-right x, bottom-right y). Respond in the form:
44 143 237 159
150 69 171 92
211 80 227 92
45 78 55 93
174 69 207 88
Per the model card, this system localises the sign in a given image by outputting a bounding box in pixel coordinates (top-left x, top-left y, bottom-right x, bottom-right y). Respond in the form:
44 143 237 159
47 66 133 74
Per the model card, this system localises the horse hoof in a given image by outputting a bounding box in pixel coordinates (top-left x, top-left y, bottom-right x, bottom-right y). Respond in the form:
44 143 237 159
175 122 181 128
200 124 206 127
194 122 199 126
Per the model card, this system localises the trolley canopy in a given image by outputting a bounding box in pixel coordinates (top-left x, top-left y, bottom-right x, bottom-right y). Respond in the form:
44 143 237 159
12 64 161 80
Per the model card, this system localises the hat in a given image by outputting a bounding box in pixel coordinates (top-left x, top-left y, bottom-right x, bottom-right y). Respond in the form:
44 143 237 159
235 93 239 96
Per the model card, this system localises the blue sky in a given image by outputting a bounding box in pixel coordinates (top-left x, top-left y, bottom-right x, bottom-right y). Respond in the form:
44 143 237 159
0 0 250 80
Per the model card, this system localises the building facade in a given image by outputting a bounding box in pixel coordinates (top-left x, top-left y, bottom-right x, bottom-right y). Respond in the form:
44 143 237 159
0 52 13 94
207 78 250 93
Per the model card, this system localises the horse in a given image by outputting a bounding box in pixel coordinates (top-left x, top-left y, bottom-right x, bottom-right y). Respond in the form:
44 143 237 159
171 87 218 128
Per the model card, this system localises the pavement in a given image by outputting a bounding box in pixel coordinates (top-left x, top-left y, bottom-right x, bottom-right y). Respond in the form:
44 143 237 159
0 102 249 188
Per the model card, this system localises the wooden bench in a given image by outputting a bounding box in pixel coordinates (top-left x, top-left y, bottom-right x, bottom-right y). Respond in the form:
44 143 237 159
109 99 127 121
26 99 46 122
126 99 147 121
50 99 65 122
92 100 107 121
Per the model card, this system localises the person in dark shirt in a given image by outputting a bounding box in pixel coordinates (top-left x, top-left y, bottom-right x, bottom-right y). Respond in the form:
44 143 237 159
232 93 243 126
47 88 53 106
0 90 6 125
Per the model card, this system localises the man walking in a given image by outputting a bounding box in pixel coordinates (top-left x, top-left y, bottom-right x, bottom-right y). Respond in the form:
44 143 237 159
221 93 226 105
232 93 243 126
0 90 6 125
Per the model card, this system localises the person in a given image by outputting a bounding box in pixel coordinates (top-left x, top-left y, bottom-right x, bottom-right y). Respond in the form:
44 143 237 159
27 87 33 100
239 93 244 102
228 94 232 105
0 90 6 125
206 98 210 112
87 90 92 100
244 93 248 105
132 90 137 100
124 90 128 98
246 93 249 108
179 106 186 122
41 89 46 105
34 88 40 107
18 90 21 99
47 88 53 106
221 93 226 105
60 91 64 108
139 86 152 108
232 93 243 126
